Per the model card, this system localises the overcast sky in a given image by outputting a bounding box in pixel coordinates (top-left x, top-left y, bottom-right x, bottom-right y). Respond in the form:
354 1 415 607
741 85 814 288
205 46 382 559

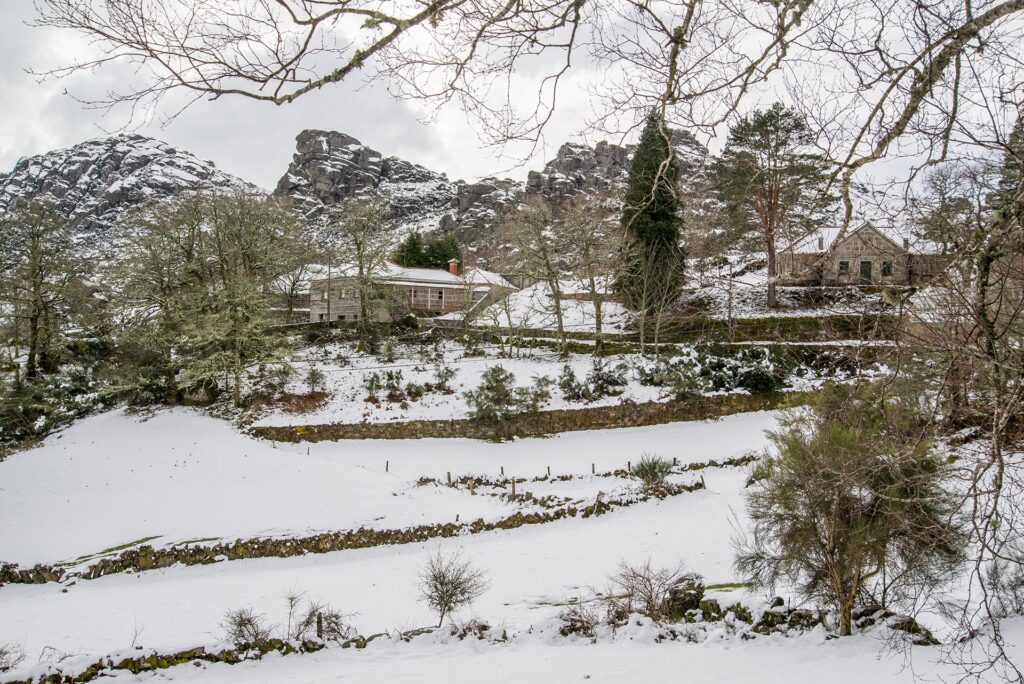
0 0 599 190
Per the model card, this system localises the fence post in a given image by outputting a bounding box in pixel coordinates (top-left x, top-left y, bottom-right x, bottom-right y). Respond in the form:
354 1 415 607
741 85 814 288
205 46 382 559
447 471 452 487
316 612 323 639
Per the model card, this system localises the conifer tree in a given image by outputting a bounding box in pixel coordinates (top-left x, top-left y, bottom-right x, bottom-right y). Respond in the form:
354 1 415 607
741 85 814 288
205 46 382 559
392 232 428 267
616 114 685 315
712 103 833 308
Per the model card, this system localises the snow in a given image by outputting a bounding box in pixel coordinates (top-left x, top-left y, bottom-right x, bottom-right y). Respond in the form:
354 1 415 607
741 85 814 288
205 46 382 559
476 281 631 332
1 404 1020 683
0 407 777 566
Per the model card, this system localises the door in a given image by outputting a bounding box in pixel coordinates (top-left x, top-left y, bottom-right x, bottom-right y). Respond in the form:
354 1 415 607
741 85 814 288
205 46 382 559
859 260 873 283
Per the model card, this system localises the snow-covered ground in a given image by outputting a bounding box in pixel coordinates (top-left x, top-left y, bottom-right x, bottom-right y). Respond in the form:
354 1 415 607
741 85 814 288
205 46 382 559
0 408 776 566
248 340 849 428
476 281 631 333
2 407 1019 683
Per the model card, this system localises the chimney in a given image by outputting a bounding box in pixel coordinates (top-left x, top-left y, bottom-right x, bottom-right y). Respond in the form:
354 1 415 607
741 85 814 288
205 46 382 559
448 258 460 275
817 236 824 251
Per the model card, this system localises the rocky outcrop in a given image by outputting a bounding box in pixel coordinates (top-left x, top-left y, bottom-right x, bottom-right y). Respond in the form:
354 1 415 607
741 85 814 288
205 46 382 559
0 134 255 243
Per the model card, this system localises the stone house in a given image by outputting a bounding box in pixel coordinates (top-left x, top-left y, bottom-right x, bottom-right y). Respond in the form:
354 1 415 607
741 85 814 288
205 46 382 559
309 260 516 323
776 223 949 286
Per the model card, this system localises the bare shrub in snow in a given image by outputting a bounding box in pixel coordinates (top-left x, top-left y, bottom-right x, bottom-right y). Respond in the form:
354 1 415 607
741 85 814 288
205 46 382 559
987 554 1024 618
291 601 355 642
419 549 488 627
221 607 273 648
632 454 674 489
559 601 601 638
605 560 702 624
0 643 25 672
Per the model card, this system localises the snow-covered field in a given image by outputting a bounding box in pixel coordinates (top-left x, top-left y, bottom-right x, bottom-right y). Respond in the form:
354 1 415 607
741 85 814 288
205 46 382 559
1 402 1015 683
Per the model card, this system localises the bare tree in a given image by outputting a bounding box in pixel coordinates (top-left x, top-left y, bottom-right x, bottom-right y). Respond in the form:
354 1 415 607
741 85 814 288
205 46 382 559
318 196 396 352
559 194 618 352
501 197 568 353
418 549 488 627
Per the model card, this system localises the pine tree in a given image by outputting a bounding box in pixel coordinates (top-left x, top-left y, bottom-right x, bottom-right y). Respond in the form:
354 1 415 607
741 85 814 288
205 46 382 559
392 232 428 267
616 114 685 316
712 103 833 308
992 109 1024 228
423 234 462 271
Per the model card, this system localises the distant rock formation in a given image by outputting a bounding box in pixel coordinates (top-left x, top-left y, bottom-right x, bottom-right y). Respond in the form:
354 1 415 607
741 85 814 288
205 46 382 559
0 134 254 242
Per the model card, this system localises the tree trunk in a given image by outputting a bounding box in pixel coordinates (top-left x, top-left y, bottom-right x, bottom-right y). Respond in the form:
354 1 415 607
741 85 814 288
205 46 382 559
549 278 567 356
592 286 603 355
26 311 40 379
766 238 778 308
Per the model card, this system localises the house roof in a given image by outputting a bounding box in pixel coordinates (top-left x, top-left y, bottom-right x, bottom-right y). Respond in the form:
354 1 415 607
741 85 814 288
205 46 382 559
462 267 517 290
783 223 944 256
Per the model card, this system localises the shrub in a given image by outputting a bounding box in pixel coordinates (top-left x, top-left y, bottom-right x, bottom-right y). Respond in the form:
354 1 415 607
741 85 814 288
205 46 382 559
464 366 550 425
305 366 326 393
383 370 405 402
605 560 703 624
586 360 628 398
221 607 273 648
433 364 456 392
382 341 396 363
559 601 600 638
735 381 966 636
0 643 25 672
362 372 381 401
559 365 587 401
987 554 1024 618
418 549 488 627
269 363 294 393
632 454 674 488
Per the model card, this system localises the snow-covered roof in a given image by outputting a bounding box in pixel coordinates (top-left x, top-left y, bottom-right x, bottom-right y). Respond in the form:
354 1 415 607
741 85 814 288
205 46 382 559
783 223 943 255
462 267 517 290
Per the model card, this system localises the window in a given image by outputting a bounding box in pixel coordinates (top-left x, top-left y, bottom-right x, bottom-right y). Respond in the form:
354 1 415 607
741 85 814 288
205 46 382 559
338 314 345 321
838 261 850 275
320 291 328 301
318 313 325 322
881 261 893 277
859 260 873 281
436 289 444 302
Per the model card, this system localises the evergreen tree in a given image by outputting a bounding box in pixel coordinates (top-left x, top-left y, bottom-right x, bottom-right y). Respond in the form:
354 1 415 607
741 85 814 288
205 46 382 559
992 109 1024 228
712 103 833 308
616 114 685 316
423 234 462 271
392 232 428 267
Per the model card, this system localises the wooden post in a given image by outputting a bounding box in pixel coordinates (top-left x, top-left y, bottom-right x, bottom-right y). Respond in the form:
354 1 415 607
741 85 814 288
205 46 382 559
628 460 631 473
511 479 516 498
501 466 505 477
592 463 595 475
447 471 452 487
307 446 310 455
386 460 389 473
547 466 551 478
673 457 677 466
316 612 323 639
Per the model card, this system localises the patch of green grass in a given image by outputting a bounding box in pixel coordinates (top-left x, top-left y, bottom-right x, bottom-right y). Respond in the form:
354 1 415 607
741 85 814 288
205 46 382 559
62 535 164 565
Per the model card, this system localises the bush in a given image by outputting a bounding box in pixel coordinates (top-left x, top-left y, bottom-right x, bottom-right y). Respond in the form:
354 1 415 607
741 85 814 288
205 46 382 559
559 601 601 638
305 366 326 393
464 366 551 426
383 370 405 402
558 365 587 401
0 643 25 672
605 560 703 624
586 360 628 398
221 607 274 648
362 372 381 401
285 593 355 642
987 554 1024 618
270 363 294 393
418 549 488 627
632 454 674 488
735 381 965 636
433 364 456 393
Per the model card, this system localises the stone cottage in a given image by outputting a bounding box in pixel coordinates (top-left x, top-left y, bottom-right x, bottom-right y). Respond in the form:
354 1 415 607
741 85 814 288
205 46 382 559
309 260 516 323
776 223 949 286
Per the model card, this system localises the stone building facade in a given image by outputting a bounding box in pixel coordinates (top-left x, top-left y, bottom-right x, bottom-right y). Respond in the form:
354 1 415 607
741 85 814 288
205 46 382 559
776 223 949 287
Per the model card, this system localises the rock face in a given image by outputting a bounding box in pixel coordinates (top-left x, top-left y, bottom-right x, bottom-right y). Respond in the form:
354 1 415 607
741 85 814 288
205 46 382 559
0 134 255 242
526 131 709 205
274 129 457 233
